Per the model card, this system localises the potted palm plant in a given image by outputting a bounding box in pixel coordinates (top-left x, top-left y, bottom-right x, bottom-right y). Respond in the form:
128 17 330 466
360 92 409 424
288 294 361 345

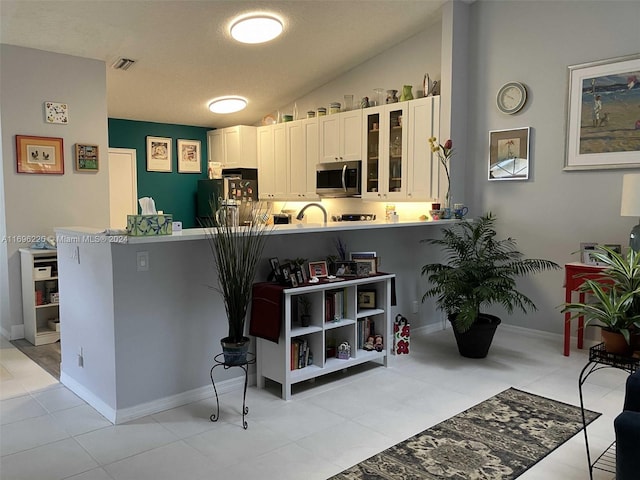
561 246 640 354
203 203 271 365
421 213 560 358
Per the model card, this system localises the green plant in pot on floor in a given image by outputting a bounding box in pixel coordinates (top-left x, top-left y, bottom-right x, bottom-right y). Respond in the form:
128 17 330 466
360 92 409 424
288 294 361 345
203 203 271 365
421 213 560 358
561 245 640 355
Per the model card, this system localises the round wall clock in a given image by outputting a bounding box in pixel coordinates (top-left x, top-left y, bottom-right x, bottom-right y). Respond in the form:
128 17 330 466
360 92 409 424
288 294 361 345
496 81 527 114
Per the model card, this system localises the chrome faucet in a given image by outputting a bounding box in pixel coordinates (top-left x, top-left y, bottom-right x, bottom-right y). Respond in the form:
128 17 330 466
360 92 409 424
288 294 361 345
296 203 327 225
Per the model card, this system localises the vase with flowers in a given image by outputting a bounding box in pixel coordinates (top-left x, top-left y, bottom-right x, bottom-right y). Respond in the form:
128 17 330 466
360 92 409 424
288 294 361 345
428 137 453 217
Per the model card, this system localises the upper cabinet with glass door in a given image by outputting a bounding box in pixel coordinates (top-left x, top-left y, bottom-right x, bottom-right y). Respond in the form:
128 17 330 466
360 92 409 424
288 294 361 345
362 103 408 200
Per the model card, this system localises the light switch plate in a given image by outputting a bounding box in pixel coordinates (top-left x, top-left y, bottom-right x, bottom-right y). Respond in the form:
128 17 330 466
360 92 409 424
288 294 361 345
137 251 149 271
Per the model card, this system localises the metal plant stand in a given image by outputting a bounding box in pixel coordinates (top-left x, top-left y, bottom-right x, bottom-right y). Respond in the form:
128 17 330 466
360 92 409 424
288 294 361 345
578 343 639 479
210 352 255 429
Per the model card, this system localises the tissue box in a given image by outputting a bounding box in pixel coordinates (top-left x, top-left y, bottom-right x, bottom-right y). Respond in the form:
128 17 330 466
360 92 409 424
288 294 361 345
126 214 173 236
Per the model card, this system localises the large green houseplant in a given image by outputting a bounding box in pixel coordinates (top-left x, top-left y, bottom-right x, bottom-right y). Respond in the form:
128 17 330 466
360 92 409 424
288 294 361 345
421 213 560 358
203 204 271 365
561 246 640 354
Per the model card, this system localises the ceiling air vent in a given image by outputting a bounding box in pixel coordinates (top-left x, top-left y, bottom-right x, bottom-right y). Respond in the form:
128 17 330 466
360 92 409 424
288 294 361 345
111 58 136 71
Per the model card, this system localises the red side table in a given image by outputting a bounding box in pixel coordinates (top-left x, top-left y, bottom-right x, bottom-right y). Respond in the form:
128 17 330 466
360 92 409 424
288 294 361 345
564 262 607 356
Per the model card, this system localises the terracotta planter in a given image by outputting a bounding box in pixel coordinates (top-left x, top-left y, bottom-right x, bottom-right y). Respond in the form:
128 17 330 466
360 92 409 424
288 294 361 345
601 329 632 355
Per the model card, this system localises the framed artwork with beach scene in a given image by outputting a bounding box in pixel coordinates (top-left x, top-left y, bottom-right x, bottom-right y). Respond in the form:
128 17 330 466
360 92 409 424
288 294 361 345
564 54 640 170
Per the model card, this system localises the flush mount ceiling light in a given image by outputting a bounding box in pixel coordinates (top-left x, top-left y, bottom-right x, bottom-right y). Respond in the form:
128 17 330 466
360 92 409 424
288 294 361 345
230 14 283 44
208 96 248 114
111 57 136 70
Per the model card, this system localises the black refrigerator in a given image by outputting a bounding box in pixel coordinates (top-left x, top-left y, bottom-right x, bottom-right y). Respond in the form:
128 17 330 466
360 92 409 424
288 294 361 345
197 177 258 226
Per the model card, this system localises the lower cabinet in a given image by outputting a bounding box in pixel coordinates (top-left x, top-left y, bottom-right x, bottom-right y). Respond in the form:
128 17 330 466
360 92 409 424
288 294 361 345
256 273 394 400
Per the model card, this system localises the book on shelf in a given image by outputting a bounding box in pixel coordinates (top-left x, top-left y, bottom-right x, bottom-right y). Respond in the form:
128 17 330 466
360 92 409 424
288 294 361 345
357 317 374 349
291 338 311 370
325 288 346 322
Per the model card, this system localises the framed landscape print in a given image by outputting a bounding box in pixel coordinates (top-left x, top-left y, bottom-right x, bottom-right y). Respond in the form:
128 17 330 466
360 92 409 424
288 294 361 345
146 136 172 172
75 144 99 171
488 127 530 181
16 135 64 174
177 139 201 173
564 53 640 170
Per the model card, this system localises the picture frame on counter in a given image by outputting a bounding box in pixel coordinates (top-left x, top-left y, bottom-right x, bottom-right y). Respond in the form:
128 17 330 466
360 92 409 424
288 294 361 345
177 139 201 173
335 261 358 277
488 127 530 181
358 290 376 309
75 144 99 171
564 54 640 171
309 261 328 279
16 135 64 174
355 259 377 276
146 136 172 172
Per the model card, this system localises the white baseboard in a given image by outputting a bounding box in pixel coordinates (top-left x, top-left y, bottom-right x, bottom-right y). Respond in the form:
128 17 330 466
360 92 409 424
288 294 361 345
61 371 255 424
1 324 24 341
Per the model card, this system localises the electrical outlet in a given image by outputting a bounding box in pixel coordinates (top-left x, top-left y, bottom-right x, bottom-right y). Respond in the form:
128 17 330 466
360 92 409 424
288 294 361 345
71 246 80 264
137 251 149 271
412 300 419 314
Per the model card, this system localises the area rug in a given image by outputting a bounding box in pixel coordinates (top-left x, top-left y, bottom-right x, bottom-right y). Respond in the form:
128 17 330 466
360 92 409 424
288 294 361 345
330 388 600 480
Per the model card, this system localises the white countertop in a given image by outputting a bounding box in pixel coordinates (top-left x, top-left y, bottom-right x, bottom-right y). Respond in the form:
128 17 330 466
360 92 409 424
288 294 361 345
55 218 460 245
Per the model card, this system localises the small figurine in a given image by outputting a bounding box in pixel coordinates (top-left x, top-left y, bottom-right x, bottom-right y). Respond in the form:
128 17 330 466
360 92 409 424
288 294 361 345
364 336 375 351
374 334 384 352
360 96 369 108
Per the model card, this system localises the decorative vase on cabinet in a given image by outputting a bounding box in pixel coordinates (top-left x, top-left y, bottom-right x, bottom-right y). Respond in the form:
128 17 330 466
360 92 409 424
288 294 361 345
400 85 414 102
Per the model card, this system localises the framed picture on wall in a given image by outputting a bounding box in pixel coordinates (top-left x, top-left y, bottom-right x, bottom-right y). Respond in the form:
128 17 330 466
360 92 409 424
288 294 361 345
75 144 99 171
16 135 64 174
146 136 172 172
488 127 530 181
177 139 201 173
564 54 640 171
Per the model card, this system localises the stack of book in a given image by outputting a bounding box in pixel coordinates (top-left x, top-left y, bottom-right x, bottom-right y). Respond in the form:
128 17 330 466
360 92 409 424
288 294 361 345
291 338 311 370
325 289 345 322
357 317 375 349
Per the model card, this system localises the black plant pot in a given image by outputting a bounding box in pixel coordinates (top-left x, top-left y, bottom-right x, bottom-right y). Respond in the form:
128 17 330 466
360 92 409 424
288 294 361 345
221 336 250 366
449 313 501 359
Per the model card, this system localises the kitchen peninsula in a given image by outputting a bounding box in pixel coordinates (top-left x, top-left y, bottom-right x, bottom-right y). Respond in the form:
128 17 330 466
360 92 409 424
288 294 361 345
55 219 455 423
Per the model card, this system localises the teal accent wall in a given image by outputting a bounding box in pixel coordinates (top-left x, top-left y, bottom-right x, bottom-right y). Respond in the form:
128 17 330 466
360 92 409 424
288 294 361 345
108 118 211 228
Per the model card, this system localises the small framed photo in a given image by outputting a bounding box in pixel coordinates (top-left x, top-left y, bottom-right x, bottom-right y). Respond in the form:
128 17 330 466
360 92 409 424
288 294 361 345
604 244 622 256
580 242 598 265
309 261 328 278
358 290 376 309
355 259 376 276
488 127 530 181
44 101 68 124
16 135 64 174
335 261 358 277
146 136 172 172
75 144 99 171
177 139 201 173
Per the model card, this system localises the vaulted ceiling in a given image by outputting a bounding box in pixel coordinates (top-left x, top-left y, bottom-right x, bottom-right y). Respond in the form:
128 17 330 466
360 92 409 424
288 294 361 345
0 0 445 128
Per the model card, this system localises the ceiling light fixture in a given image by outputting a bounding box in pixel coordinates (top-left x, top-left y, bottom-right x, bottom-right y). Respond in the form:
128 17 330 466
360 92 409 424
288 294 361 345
230 14 283 44
208 96 248 114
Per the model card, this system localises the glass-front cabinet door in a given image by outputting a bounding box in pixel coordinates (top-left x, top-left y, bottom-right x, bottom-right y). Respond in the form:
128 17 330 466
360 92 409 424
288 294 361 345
362 104 408 200
386 105 407 199
363 108 382 197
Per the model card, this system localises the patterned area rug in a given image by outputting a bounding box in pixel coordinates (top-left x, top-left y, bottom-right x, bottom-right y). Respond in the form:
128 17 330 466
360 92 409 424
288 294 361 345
331 388 600 480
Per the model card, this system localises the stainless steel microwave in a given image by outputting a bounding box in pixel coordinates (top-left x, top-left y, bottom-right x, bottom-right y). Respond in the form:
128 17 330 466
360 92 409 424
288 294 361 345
316 161 361 197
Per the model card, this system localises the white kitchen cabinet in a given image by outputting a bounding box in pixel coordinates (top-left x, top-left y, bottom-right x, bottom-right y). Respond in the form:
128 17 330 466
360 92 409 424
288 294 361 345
20 249 60 346
318 110 362 163
207 125 257 168
406 96 441 201
256 273 394 400
287 118 319 200
362 102 409 200
257 124 287 199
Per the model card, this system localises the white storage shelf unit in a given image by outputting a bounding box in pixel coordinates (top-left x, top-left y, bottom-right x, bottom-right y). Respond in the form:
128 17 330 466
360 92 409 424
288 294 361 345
256 273 394 400
20 248 60 346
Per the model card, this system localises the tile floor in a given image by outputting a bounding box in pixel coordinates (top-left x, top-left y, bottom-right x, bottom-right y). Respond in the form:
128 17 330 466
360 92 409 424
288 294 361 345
0 326 624 480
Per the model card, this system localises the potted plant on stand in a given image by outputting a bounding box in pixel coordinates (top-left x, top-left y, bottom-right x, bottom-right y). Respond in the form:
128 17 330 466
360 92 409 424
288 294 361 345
203 204 271 365
421 213 560 358
561 246 640 355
